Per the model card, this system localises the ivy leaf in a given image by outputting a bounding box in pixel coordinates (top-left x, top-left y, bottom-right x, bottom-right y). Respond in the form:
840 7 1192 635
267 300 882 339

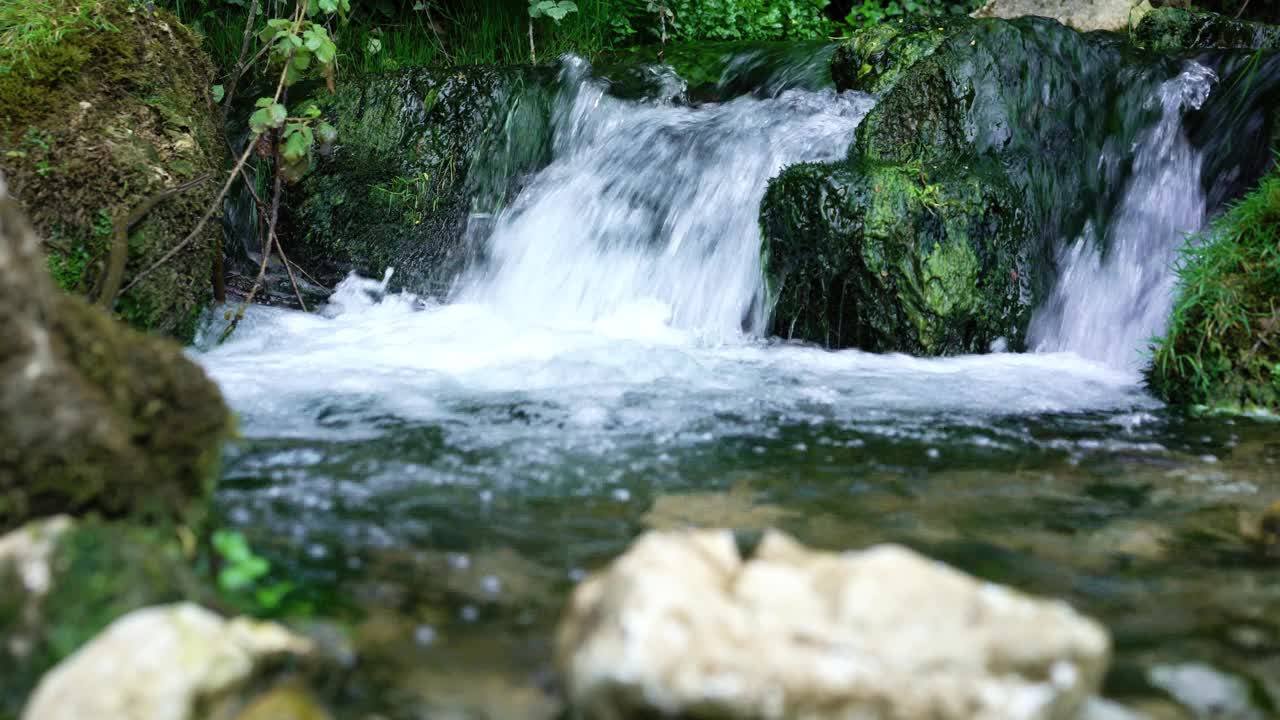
281 123 314 162
211 84 225 102
249 102 287 134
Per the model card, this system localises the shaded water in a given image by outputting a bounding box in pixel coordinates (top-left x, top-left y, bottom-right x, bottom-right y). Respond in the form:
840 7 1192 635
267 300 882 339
195 48 1280 717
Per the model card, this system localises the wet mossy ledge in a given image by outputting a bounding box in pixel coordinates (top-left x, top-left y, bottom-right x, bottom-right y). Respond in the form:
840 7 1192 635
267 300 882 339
1134 7 1280 52
1148 168 1280 414
0 0 225 341
279 66 558 294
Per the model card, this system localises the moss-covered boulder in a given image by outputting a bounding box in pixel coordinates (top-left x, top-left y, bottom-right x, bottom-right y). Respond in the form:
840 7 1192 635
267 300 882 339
763 157 1031 353
280 67 557 293
0 0 225 340
1147 169 1280 413
830 18 964 96
1134 7 1280 52
0 181 230 530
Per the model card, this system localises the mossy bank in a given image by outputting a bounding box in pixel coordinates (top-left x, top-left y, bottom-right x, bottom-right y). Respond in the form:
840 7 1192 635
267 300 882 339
0 0 226 340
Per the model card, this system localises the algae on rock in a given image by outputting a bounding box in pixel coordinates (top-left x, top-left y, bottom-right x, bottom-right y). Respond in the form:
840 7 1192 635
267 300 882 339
1134 7 1280 52
0 0 226 340
0 180 230 531
763 157 1031 354
281 67 557 294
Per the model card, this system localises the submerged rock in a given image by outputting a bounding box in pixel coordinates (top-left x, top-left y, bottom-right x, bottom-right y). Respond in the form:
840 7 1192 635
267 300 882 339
22 603 314 720
971 0 1152 32
280 66 557 294
557 529 1111 720
763 157 1031 353
0 0 226 340
0 180 230 529
1134 8 1280 52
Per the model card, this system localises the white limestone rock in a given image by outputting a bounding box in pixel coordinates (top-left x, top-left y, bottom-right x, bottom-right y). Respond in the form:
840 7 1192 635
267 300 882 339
22 603 313 720
971 0 1153 33
557 529 1112 720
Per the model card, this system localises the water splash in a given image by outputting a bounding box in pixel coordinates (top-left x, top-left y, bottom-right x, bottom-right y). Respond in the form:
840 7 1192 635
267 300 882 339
1029 62 1218 369
455 58 875 338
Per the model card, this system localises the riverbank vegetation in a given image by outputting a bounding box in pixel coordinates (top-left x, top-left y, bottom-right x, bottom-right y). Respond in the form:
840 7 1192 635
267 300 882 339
1148 165 1280 413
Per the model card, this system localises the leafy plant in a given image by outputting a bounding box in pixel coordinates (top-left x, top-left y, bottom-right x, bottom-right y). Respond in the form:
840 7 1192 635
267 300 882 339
211 529 295 614
526 0 578 61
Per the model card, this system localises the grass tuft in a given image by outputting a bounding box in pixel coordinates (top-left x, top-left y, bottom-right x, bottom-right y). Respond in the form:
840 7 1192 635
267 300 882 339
1148 163 1280 413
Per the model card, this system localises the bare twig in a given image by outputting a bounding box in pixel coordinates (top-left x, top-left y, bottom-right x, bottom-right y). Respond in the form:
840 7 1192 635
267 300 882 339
222 0 262 122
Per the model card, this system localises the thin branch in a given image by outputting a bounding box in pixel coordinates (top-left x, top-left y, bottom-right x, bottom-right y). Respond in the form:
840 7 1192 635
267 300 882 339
221 0 262 123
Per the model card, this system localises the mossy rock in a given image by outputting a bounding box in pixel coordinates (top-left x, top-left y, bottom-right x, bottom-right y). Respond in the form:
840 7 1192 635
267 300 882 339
0 0 225 341
281 66 557 294
830 17 969 95
762 157 1031 354
599 40 836 102
0 185 230 531
0 519 216 720
1133 7 1280 52
1147 168 1280 413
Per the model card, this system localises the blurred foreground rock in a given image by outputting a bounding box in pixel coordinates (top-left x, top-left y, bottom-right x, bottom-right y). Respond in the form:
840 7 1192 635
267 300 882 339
557 529 1111 720
971 0 1151 31
0 177 229 530
22 603 313 720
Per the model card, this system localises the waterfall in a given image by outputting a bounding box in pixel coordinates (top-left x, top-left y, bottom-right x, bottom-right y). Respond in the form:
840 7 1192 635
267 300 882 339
455 58 875 338
1028 62 1218 369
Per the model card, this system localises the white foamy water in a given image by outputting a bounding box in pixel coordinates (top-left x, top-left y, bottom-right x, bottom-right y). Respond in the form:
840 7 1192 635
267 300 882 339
195 57 1186 467
1029 62 1217 369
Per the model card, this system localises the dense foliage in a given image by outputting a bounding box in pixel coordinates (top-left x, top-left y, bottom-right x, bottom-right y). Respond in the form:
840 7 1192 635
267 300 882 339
160 0 983 72
1148 166 1280 412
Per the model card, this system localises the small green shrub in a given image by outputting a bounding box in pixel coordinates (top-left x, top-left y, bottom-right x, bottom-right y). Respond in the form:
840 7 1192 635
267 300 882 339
1148 166 1280 413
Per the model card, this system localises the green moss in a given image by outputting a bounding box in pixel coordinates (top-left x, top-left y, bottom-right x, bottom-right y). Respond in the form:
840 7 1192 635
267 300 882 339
1132 8 1280 52
831 17 967 95
283 66 556 292
1147 168 1280 413
761 156 1030 354
0 0 225 341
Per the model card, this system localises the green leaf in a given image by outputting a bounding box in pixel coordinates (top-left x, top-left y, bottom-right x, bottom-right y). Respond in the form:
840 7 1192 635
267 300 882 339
292 50 312 71
254 96 275 108
367 37 383 55
281 124 314 162
211 84 225 102
248 102 287 133
319 0 338 12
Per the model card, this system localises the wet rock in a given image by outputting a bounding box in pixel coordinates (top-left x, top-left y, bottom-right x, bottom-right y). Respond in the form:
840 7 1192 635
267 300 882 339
0 0 226 340
1148 663 1266 720
830 19 964 95
556 529 1111 720
280 66 557 295
971 0 1152 32
0 181 230 528
1134 8 1280 52
763 156 1031 354
22 603 314 720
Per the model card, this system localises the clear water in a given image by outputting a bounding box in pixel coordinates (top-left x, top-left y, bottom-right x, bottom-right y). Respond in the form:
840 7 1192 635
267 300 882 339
193 56 1280 716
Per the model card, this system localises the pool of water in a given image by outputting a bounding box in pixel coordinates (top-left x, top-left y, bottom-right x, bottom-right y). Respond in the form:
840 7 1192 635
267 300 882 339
194 284 1280 718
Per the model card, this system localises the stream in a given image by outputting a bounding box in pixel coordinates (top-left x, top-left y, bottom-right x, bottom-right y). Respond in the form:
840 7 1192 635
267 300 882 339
194 48 1280 717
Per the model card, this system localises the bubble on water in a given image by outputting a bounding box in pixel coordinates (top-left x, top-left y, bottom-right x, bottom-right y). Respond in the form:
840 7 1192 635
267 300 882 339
460 605 479 622
478 490 494 504
414 625 437 646
612 488 631 502
306 543 329 559
926 448 941 460
481 575 502 596
449 553 471 571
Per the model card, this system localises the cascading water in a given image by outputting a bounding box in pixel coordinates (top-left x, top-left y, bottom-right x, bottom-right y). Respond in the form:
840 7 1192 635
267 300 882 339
456 58 874 336
1029 61 1218 369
